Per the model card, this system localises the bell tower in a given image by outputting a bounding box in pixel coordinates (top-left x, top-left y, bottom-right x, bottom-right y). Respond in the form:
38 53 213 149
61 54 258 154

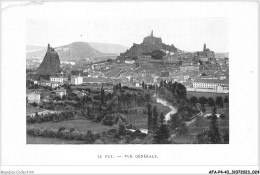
203 43 206 51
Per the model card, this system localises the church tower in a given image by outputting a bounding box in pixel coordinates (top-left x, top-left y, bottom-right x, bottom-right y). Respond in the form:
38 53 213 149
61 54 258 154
203 43 206 51
151 30 153 37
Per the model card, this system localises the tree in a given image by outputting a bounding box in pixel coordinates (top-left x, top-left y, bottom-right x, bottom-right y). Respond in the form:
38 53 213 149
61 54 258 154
152 106 158 132
216 96 224 108
32 102 37 107
147 104 153 133
160 80 163 88
153 124 170 144
170 113 181 130
208 106 222 144
224 96 229 103
190 96 198 105
201 104 206 112
207 97 215 107
159 111 165 124
100 85 105 105
174 83 187 99
199 97 208 104
151 50 166 60
142 81 145 90
222 130 229 144
118 121 126 136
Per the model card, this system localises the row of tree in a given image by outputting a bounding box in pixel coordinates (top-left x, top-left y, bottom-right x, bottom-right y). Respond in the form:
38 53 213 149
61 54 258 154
190 96 229 108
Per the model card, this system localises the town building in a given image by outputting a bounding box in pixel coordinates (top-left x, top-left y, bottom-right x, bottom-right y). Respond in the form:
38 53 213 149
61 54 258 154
50 76 68 83
83 77 108 85
26 91 41 103
26 105 60 117
71 76 83 85
189 79 229 93
125 60 135 64
53 88 67 98
179 65 200 72
199 57 209 62
181 60 194 66
163 55 180 63
196 43 215 61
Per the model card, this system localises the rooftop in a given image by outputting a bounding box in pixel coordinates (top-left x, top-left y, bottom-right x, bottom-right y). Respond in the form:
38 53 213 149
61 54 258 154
193 78 229 84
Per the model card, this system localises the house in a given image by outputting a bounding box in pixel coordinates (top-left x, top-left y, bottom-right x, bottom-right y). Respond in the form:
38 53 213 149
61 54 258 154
181 60 194 66
191 79 229 93
179 65 200 72
125 60 135 64
83 77 108 85
26 91 41 103
50 76 68 83
71 76 83 85
53 88 67 98
40 80 52 87
72 90 86 98
199 57 209 62
26 105 60 117
163 55 180 63
51 82 62 88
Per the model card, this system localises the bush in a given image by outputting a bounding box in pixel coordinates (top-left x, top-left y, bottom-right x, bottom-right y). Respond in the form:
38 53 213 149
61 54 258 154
49 129 58 137
130 138 142 144
61 129 70 139
94 139 104 144
71 131 81 140
102 113 126 126
26 126 98 143
107 129 118 136
26 116 36 124
37 128 44 136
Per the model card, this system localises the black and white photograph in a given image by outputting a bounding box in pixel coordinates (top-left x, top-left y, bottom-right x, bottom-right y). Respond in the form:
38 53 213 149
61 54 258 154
26 18 229 145
1 1 259 174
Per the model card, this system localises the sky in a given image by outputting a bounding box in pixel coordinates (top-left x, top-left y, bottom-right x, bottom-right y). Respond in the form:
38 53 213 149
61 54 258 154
25 3 229 52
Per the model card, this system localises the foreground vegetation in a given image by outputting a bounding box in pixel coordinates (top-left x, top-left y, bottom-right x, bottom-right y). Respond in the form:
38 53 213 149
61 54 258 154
27 80 229 144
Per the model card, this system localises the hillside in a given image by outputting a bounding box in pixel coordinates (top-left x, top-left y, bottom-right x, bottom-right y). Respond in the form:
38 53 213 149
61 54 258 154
88 42 128 54
37 44 61 75
26 42 117 62
26 45 46 52
215 52 229 59
118 31 178 59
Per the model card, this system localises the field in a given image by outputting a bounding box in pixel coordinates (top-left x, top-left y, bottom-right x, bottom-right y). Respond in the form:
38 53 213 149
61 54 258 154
28 119 115 133
27 134 86 144
187 91 229 100
126 102 171 129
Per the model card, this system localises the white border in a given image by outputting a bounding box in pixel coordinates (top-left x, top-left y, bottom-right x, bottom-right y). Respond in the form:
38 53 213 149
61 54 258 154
1 1 259 174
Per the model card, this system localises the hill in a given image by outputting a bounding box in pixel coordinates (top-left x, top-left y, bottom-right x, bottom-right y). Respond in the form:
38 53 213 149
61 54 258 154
26 45 46 52
87 42 128 54
118 31 178 59
37 44 61 75
26 42 117 62
215 52 229 59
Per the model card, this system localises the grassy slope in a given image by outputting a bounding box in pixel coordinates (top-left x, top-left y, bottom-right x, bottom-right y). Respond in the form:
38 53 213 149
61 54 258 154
28 119 115 133
27 134 86 144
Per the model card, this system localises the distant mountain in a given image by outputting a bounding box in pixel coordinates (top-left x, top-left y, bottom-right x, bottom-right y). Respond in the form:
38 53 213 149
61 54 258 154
87 42 128 54
26 45 46 52
215 52 229 59
26 42 117 62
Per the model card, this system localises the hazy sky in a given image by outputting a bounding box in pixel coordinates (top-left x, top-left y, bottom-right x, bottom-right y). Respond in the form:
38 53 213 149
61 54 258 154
26 3 229 52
